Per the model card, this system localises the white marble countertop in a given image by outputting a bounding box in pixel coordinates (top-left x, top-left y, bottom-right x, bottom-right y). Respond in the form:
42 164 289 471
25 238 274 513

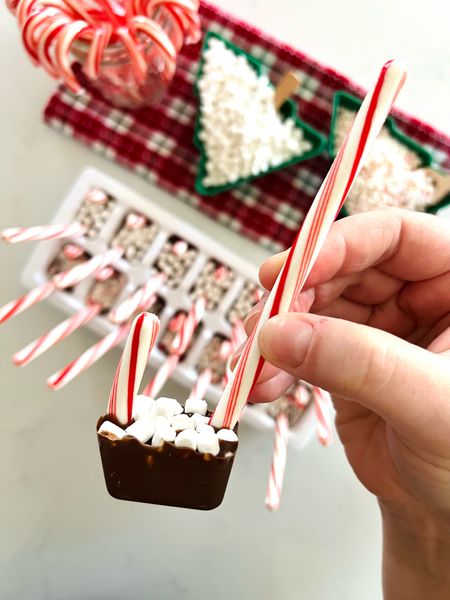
0 2 448 599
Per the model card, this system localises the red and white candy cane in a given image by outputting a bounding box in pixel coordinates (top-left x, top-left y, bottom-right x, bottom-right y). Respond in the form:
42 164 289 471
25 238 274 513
222 319 246 387
0 247 121 326
211 60 407 430
46 282 160 389
47 321 131 390
170 296 205 356
142 353 179 397
0 280 56 325
2 222 86 244
312 386 333 446
108 312 160 424
53 247 123 289
265 412 290 511
142 297 205 396
109 272 165 324
13 302 102 366
8 0 200 93
188 367 212 402
131 0 200 44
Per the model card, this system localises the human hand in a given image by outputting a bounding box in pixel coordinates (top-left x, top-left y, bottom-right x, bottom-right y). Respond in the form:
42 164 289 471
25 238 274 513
241 209 450 520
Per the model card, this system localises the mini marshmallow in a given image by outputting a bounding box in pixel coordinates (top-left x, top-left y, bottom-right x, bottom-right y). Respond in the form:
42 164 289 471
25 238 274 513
184 397 208 416
191 413 209 428
196 423 215 435
132 394 155 419
125 416 156 444
151 397 183 418
153 415 170 429
174 428 198 451
151 432 164 447
152 424 176 447
197 431 220 456
171 414 195 432
217 428 238 442
98 421 127 440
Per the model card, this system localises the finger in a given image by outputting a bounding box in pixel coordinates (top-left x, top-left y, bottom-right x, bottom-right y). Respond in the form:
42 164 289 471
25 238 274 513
309 269 402 314
259 209 450 291
244 310 261 336
230 345 283 384
244 288 315 336
399 272 450 325
427 317 450 355
258 312 450 451
341 269 403 306
316 297 373 324
248 370 295 404
367 295 416 338
229 343 245 371
259 250 287 290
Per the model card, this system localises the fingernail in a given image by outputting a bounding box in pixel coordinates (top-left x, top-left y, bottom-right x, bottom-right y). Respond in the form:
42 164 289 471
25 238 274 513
259 315 314 365
229 351 242 371
292 288 315 313
243 310 260 333
243 295 267 326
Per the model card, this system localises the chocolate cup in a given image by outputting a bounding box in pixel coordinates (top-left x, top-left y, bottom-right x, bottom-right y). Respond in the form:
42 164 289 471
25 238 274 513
97 414 238 510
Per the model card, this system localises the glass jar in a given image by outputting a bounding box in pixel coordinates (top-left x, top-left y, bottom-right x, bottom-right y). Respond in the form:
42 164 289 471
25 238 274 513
73 8 187 109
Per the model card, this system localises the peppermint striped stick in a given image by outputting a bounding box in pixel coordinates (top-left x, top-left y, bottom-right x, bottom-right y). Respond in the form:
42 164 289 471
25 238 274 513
170 296 205 355
142 297 206 396
211 60 407 430
188 367 212 402
0 247 123 326
47 284 160 389
13 302 102 366
108 313 160 425
47 322 131 390
0 280 56 325
222 320 246 387
265 412 290 511
312 386 333 446
53 247 123 289
109 272 165 324
142 354 179 398
2 222 86 244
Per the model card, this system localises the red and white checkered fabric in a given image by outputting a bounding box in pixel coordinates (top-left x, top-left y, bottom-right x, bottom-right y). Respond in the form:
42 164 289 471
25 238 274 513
43 1 450 253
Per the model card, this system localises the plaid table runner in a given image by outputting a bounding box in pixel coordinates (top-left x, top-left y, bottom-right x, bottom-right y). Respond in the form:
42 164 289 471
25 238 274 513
44 1 450 253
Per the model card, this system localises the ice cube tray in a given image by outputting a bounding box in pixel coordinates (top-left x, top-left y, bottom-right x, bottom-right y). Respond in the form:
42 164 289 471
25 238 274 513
21 167 315 448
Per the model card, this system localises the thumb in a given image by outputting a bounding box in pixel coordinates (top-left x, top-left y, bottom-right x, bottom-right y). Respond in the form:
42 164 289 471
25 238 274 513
259 313 450 448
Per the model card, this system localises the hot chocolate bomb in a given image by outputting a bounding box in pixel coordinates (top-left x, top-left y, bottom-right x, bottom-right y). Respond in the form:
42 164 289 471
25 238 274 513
97 313 238 510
